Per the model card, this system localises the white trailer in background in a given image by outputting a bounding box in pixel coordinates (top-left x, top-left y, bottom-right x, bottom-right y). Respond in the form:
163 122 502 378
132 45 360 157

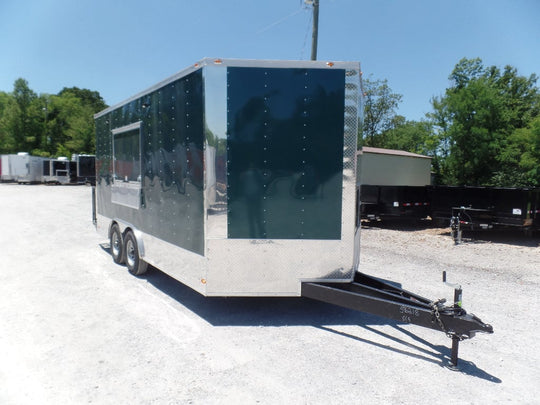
0 155 10 181
0 153 44 183
16 153 45 184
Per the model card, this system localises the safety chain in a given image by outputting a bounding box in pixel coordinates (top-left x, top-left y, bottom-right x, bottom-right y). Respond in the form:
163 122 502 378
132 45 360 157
431 299 467 340
431 299 450 337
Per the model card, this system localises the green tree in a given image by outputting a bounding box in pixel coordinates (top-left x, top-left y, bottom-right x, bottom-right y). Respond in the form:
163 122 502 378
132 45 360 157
494 115 540 186
54 87 107 155
0 79 107 157
6 78 43 152
361 77 403 148
0 91 16 153
58 87 107 114
430 58 540 186
380 116 436 155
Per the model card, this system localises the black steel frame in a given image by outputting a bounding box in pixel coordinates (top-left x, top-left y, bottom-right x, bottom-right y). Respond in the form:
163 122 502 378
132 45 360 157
302 272 493 369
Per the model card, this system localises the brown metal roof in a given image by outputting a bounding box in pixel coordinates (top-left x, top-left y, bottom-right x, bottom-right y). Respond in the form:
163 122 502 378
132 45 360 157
358 146 432 159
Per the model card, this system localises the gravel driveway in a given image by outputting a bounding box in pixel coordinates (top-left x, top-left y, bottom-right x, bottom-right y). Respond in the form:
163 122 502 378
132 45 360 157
1 184 539 404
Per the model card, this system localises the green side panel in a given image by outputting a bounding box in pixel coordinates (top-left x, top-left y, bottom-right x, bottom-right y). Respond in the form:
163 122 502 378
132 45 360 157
227 67 345 239
95 70 205 255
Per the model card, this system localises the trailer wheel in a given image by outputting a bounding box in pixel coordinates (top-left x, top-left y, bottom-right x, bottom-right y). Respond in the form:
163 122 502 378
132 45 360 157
110 224 124 264
124 231 148 276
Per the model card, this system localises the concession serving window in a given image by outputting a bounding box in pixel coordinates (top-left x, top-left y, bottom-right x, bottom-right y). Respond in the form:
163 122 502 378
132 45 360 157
111 121 142 209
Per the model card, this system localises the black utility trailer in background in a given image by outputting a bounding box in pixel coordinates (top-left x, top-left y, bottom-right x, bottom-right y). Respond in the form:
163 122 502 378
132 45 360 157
360 184 430 221
73 154 96 185
429 186 540 241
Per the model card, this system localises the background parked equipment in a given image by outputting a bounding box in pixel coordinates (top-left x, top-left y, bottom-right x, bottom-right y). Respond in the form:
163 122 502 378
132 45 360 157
48 157 77 184
41 159 53 183
0 153 44 183
356 147 539 234
1 155 14 182
357 147 432 221
360 184 430 220
430 186 540 242
1 154 24 182
15 153 45 184
72 154 96 185
357 147 432 187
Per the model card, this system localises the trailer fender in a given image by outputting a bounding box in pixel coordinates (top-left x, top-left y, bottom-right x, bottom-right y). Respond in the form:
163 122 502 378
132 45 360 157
109 220 146 260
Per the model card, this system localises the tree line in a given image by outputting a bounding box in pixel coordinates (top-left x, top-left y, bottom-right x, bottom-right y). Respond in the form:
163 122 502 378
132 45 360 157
0 78 107 158
1 57 539 187
362 57 540 187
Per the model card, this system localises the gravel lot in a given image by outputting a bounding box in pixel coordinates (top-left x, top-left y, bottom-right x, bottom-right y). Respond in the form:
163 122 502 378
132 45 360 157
1 184 539 404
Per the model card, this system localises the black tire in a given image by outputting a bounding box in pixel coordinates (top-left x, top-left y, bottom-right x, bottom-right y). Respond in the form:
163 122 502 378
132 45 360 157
110 224 124 264
124 231 148 276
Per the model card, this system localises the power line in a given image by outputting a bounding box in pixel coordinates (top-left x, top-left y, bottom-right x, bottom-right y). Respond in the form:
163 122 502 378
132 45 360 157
256 7 304 35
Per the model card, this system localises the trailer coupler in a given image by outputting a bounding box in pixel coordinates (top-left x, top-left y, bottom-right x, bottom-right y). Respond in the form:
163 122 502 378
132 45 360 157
301 272 493 370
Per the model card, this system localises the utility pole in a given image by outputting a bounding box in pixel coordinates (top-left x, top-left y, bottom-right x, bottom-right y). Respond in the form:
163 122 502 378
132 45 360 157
310 0 319 60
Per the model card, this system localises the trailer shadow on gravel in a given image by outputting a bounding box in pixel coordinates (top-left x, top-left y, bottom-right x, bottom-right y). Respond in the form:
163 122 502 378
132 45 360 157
317 324 500 382
140 265 382 328
139 263 500 382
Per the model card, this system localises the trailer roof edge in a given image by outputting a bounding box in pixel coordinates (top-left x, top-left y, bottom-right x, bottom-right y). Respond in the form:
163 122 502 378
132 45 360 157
94 58 361 119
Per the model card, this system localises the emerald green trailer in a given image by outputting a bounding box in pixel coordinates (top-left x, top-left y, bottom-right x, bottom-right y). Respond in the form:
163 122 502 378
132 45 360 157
94 58 361 296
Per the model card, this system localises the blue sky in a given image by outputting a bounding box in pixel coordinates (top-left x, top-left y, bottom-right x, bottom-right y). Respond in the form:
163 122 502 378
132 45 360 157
1 0 539 121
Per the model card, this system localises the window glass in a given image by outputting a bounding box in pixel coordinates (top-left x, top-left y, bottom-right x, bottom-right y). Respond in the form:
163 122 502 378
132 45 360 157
113 127 141 182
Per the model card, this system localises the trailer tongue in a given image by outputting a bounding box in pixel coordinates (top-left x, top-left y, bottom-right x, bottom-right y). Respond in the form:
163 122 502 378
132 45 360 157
302 271 493 369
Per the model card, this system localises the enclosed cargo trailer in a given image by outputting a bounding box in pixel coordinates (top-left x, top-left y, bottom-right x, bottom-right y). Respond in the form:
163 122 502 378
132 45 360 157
16 154 45 184
1 154 20 182
42 159 53 182
94 58 492 368
0 153 42 183
1 154 15 182
0 155 6 181
73 154 96 185
9 153 29 181
95 58 361 296
48 157 76 184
